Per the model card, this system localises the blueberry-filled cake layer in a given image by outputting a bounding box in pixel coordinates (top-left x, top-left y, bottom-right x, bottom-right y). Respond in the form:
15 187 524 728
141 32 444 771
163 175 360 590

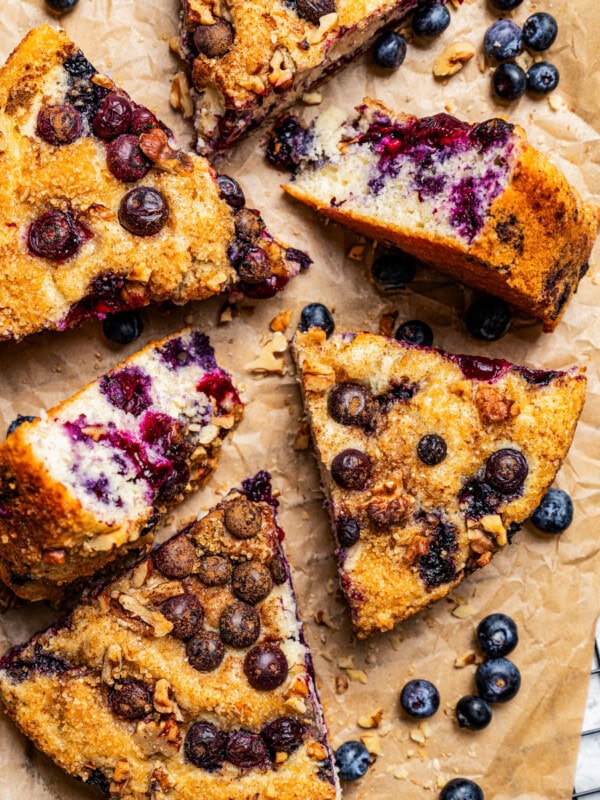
178 0 420 156
275 98 598 331
276 106 517 244
0 328 244 601
293 329 586 637
0 26 308 342
0 484 340 800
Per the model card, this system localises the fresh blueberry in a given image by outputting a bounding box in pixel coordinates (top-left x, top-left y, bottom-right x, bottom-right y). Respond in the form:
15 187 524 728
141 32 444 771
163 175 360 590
489 0 522 10
92 94 133 140
373 32 407 70
522 13 558 52
455 695 493 731
45 0 79 13
477 613 518 658
298 303 335 337
225 730 269 768
371 250 418 289
395 320 433 347
337 517 361 547
485 448 528 494
465 296 511 341
118 186 169 237
37 104 83 145
331 449 372 490
400 679 440 718
6 416 37 437
185 721 226 768
411 3 451 39
106 135 151 183
475 657 521 703
531 488 573 533
102 310 144 345
492 62 527 101
417 434 447 466
328 383 375 428
217 174 245 208
439 777 485 800
243 643 289 691
28 210 83 261
334 741 371 782
262 717 304 755
526 62 560 94
484 20 523 62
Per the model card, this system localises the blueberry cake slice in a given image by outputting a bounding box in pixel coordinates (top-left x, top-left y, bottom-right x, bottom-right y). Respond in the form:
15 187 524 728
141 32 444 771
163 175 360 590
177 0 423 156
293 328 586 637
0 328 243 602
0 26 309 342
0 478 340 800
271 99 598 331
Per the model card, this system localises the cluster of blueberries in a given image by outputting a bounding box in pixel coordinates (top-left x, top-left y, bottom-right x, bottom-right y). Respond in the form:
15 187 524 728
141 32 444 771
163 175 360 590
373 2 452 70
337 613 522 799
373 0 560 104
486 1 560 100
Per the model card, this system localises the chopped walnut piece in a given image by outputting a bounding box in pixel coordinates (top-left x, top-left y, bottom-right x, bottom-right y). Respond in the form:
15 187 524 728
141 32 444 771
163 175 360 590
306 12 338 45
452 603 476 619
114 592 173 636
467 526 496 554
139 128 194 175
110 759 131 795
347 244 365 261
133 717 182 757
41 548 66 565
476 384 514 424
293 422 310 450
245 332 288 375
361 732 381 756
379 310 398 337
307 741 328 761
101 644 123 686
367 496 410 527
335 674 349 694
403 536 430 564
131 559 152 589
268 49 294 91
270 309 293 332
170 71 194 119
358 709 384 729
454 650 477 668
433 41 476 77
347 668 368 684
153 678 174 715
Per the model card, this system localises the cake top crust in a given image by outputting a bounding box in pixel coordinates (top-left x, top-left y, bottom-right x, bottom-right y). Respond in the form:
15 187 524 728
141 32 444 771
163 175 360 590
0 477 340 800
293 328 586 637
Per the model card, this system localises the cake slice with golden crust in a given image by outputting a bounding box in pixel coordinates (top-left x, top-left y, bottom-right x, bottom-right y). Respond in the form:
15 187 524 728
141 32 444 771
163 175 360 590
177 0 422 156
0 328 243 602
271 99 598 331
293 328 586 638
0 26 309 342
0 477 340 800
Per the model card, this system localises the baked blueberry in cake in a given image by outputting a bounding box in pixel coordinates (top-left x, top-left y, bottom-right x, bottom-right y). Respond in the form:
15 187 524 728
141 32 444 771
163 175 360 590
0 26 309 342
0 328 243 602
176 0 423 156
292 328 586 637
270 98 598 331
0 481 340 800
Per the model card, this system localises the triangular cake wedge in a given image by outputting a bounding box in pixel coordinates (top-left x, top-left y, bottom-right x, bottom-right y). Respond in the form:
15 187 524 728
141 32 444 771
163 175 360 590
0 476 340 800
293 328 586 638
0 26 309 342
0 328 243 602
272 99 598 331
177 0 422 156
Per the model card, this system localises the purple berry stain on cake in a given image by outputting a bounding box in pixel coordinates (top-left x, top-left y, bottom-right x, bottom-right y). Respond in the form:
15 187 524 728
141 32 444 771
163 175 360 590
158 331 218 373
100 367 152 417
351 113 516 243
418 521 459 589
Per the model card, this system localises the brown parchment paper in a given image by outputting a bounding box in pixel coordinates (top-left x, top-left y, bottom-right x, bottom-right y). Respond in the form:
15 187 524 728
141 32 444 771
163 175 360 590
1 0 599 798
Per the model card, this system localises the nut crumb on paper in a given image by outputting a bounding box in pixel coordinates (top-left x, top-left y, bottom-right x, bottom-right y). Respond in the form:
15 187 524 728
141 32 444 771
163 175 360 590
358 709 384 729
270 309 292 332
361 732 381 756
245 332 288 375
